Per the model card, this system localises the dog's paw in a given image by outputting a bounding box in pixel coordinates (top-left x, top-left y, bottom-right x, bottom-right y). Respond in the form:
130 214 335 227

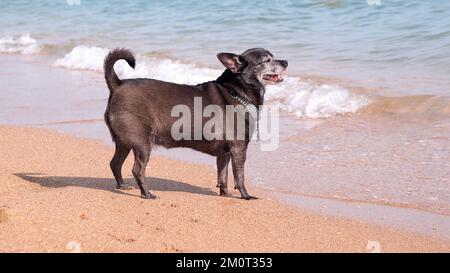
242 195 258 200
219 190 230 197
141 192 157 199
116 183 134 190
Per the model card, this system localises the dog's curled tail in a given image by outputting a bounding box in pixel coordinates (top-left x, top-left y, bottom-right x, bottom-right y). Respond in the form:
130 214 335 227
104 48 136 92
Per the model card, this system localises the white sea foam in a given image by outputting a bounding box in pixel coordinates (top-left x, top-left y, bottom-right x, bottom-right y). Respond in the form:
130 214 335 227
54 45 220 85
55 45 370 118
0 34 40 54
265 77 370 118
53 45 109 70
114 57 221 85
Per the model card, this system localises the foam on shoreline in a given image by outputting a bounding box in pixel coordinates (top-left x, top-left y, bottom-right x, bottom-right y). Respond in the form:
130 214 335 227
0 34 40 54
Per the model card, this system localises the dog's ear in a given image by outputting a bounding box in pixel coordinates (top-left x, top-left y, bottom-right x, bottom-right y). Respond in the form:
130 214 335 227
217 53 244 73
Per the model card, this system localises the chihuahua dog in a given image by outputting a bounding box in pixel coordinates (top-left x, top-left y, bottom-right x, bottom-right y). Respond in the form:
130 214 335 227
104 48 287 199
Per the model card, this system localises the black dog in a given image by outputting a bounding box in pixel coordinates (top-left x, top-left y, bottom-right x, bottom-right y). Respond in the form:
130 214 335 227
104 48 287 199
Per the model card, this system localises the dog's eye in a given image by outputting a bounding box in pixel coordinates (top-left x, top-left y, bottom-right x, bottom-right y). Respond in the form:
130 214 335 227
258 59 270 65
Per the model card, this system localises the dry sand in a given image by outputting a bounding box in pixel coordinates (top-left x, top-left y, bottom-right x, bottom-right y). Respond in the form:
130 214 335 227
0 126 448 252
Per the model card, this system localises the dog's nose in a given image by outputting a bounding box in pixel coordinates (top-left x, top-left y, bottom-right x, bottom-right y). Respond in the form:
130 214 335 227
280 60 288 68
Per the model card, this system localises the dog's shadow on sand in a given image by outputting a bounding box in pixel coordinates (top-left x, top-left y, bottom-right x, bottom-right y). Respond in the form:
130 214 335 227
14 173 217 198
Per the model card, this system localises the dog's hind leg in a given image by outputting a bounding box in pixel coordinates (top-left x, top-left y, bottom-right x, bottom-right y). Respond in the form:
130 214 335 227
132 143 156 199
110 141 132 190
216 153 231 196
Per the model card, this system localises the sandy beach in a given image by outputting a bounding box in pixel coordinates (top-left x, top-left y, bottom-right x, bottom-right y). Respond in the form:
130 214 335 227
0 125 448 252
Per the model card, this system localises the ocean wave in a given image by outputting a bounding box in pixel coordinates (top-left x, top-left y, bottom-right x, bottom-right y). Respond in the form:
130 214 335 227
54 45 109 71
54 45 370 118
0 34 40 54
265 77 370 118
54 45 220 85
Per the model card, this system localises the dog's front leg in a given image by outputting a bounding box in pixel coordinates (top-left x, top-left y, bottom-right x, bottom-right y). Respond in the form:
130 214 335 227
216 153 231 196
230 145 257 200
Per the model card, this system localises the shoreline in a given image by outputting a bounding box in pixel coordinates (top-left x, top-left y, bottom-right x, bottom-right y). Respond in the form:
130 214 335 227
20 117 450 241
0 125 448 252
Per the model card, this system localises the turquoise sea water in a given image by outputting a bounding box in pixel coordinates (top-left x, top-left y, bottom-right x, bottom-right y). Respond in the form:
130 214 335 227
1 0 450 95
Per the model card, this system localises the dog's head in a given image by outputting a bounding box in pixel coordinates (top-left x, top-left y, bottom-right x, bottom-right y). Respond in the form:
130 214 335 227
217 48 288 85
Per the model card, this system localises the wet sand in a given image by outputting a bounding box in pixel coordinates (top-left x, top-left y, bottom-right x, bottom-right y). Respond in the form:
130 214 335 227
246 110 450 239
0 125 448 252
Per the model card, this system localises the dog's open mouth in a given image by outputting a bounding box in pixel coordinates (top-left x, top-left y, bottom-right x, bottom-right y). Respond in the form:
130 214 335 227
262 74 283 83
